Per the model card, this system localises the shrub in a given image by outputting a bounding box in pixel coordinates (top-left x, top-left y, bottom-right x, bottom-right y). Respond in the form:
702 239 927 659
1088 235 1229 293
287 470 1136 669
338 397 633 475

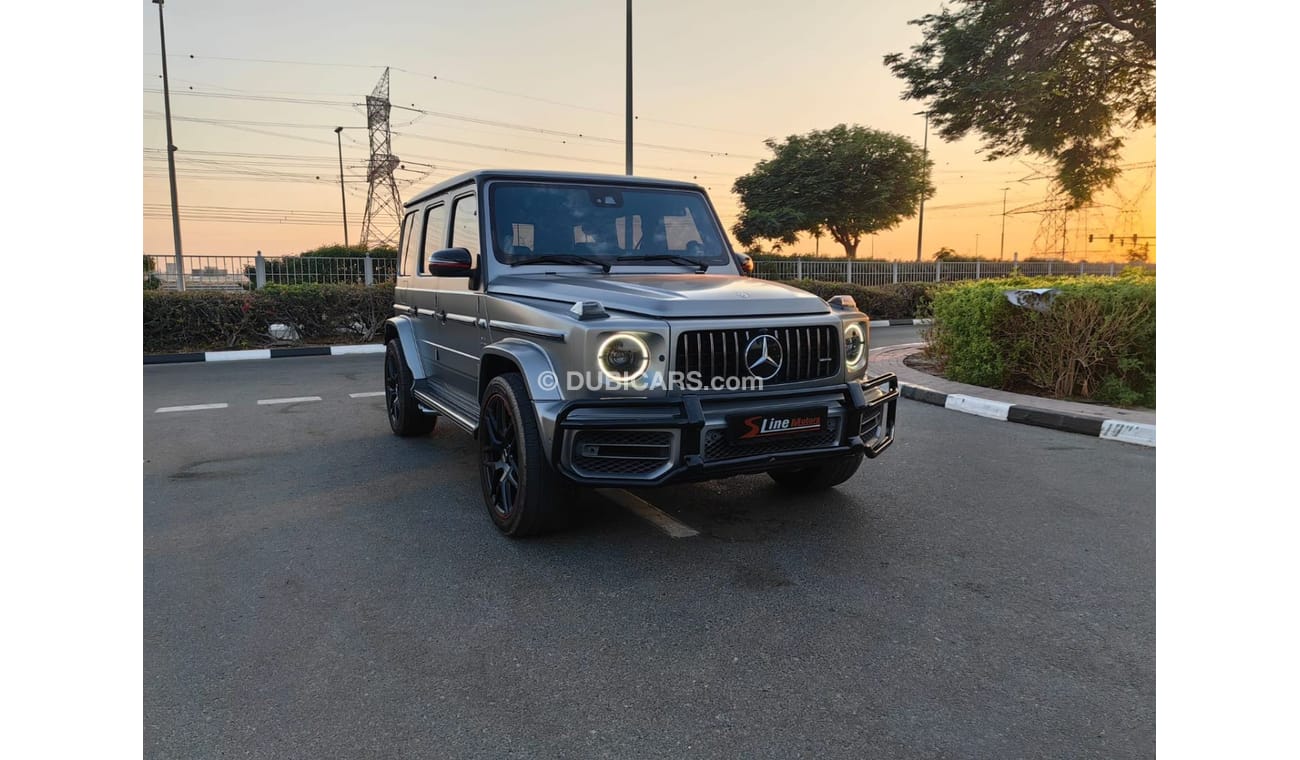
926 276 1155 406
783 279 940 320
143 255 161 290
144 283 395 354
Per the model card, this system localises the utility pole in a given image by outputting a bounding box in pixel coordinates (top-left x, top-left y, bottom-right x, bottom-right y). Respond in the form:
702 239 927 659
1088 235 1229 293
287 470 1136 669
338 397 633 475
975 233 980 259
335 127 349 248
999 187 1009 261
626 0 633 176
153 0 184 290
914 110 929 262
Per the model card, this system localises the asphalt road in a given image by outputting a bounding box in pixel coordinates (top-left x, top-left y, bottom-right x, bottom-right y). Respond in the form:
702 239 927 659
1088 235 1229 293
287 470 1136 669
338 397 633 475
143 327 1155 759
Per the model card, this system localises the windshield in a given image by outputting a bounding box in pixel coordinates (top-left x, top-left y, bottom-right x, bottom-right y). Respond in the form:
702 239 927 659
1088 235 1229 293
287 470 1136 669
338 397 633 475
488 182 731 268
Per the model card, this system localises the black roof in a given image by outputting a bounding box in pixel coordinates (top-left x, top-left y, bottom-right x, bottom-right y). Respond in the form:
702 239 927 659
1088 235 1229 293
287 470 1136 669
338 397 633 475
403 169 707 208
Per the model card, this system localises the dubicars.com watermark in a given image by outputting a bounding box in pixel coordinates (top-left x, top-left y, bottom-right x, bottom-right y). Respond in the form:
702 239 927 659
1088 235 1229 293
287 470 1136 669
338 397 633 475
537 370 764 393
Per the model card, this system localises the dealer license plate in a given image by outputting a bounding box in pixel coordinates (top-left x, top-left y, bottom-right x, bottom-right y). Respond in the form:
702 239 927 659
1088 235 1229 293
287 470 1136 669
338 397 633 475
726 406 828 445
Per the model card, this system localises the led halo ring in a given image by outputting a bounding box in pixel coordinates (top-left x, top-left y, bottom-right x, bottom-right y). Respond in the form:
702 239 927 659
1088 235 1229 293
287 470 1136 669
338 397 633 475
844 322 867 370
597 333 651 383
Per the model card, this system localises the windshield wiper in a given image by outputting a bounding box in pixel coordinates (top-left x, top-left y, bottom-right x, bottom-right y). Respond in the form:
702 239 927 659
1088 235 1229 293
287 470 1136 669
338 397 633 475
510 254 611 273
615 254 709 272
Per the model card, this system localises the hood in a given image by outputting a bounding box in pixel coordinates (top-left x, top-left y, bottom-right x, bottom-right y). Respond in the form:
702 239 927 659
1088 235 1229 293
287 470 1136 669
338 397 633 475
489 273 831 319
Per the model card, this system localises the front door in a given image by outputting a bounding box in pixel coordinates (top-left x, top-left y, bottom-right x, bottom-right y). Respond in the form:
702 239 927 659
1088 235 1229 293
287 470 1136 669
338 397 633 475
431 191 486 418
412 200 447 377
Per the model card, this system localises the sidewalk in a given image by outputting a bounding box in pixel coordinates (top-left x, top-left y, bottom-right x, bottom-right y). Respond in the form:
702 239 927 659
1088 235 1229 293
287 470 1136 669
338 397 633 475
870 342 1156 446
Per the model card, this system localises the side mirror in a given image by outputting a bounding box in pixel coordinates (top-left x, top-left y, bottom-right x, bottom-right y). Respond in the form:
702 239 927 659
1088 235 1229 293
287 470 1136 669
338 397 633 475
733 252 755 276
427 247 473 277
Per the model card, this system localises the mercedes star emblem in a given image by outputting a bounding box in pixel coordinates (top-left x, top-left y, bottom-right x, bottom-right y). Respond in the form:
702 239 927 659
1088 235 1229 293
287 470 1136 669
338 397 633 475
744 334 784 380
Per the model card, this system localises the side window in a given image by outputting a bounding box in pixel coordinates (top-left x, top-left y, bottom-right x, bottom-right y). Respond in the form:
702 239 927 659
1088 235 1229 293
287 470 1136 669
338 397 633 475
450 194 480 258
398 212 419 276
418 203 447 275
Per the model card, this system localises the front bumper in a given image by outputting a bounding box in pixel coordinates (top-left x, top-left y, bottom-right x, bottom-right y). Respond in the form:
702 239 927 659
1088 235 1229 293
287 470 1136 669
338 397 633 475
548 374 899 487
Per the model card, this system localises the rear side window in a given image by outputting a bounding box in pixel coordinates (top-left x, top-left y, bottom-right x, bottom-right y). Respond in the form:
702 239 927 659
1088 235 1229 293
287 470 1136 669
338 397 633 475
450 194 480 258
419 203 447 275
398 212 419 276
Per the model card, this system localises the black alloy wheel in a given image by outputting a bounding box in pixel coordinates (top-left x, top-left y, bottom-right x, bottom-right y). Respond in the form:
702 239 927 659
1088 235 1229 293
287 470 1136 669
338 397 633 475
477 373 574 537
384 339 436 436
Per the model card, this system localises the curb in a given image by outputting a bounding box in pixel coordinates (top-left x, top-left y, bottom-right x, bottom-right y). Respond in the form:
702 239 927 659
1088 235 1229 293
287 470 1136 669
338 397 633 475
870 318 931 328
144 344 385 365
895 381 1156 448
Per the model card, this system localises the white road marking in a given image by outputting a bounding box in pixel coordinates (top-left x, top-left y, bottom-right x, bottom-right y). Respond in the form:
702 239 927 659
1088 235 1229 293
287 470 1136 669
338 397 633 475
204 349 271 362
870 341 925 354
944 394 1012 420
155 403 228 413
330 344 385 355
257 396 322 406
349 391 385 398
595 488 699 538
1100 420 1157 447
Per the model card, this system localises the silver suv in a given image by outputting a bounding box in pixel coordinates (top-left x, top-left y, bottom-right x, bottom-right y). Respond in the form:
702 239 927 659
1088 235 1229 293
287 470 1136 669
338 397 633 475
383 170 898 536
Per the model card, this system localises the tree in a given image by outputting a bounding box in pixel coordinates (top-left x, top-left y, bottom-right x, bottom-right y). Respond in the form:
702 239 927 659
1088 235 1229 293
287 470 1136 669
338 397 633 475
732 124 933 259
1126 244 1149 263
933 246 958 261
884 0 1155 208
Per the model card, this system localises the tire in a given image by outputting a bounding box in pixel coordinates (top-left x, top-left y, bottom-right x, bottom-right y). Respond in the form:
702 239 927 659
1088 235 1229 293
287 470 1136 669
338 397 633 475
767 451 864 491
478 372 574 537
384 339 436 437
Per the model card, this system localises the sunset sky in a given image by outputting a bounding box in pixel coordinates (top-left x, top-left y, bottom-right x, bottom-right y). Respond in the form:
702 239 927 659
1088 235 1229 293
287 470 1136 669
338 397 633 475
143 0 1155 262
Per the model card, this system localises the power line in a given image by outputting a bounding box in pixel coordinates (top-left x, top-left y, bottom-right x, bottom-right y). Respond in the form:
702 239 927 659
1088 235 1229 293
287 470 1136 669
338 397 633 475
144 86 761 160
144 110 741 178
145 51 768 137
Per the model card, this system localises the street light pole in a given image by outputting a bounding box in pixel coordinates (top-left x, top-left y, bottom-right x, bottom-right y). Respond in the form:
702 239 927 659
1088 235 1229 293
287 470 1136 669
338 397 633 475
335 127 349 248
153 0 184 290
999 187 1009 261
975 233 980 259
625 0 633 176
914 110 929 262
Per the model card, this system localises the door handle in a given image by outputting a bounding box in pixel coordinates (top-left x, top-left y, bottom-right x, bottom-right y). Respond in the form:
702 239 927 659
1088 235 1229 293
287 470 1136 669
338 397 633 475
436 309 448 324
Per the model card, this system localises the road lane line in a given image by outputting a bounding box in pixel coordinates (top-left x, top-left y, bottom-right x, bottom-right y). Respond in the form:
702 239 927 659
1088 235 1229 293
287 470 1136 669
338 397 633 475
155 403 228 413
349 391 385 398
595 488 699 538
257 396 322 406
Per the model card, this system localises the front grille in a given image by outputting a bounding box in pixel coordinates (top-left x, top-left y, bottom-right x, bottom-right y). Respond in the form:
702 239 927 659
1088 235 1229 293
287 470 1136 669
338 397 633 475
675 326 839 387
570 429 676 478
703 418 842 461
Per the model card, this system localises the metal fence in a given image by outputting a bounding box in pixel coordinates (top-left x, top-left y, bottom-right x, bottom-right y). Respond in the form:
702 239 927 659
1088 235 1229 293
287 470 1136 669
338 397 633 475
145 254 1154 290
144 254 397 290
752 259 1155 285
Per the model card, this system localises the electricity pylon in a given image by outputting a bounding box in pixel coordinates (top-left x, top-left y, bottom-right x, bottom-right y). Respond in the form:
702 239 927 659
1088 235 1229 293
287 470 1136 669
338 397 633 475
360 68 402 249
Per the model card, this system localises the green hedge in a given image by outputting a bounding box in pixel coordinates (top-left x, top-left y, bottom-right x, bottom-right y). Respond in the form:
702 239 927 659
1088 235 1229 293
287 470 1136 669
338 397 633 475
783 280 939 320
925 274 1156 406
144 283 395 354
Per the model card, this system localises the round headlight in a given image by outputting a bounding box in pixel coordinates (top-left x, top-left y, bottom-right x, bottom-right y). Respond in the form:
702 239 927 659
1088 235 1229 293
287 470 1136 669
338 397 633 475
597 333 650 382
844 323 866 370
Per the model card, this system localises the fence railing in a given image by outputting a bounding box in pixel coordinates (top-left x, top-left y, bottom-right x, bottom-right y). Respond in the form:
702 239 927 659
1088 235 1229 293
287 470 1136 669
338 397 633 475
144 254 397 290
145 254 1154 290
751 259 1154 285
